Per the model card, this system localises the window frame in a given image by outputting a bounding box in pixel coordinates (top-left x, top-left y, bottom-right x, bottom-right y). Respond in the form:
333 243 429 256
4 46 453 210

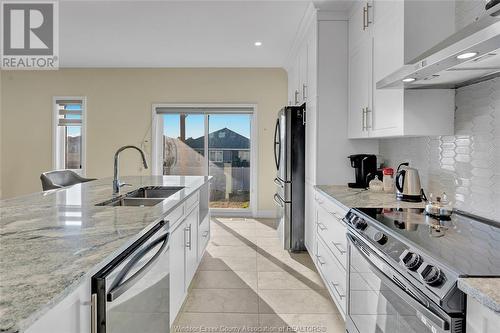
52 96 87 175
151 103 258 217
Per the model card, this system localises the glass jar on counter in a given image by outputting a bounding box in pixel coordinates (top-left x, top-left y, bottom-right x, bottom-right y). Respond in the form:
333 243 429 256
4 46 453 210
383 167 394 193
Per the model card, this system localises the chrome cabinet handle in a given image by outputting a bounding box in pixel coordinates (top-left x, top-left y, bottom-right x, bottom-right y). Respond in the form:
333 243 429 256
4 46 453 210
362 107 366 131
302 83 307 100
332 241 347 254
363 2 372 30
363 5 368 30
330 281 346 299
317 222 327 231
365 108 372 129
316 255 326 266
185 225 192 249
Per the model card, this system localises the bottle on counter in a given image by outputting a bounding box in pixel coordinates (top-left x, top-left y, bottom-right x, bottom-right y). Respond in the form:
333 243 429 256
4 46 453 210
383 167 394 193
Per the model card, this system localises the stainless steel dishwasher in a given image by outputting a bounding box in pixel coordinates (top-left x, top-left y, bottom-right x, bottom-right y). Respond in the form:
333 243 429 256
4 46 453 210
91 220 170 333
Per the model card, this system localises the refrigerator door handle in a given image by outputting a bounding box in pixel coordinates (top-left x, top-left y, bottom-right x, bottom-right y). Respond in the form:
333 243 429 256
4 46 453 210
273 118 281 170
273 193 285 208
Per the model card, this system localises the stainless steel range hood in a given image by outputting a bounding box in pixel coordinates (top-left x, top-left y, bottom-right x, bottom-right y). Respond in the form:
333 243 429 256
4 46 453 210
377 3 500 89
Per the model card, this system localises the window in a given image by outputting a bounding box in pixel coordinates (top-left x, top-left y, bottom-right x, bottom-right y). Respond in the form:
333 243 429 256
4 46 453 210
152 105 256 212
53 97 86 173
209 150 223 162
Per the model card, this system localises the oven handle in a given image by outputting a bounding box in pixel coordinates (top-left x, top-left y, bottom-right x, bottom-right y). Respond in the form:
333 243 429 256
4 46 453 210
107 231 170 302
347 233 450 331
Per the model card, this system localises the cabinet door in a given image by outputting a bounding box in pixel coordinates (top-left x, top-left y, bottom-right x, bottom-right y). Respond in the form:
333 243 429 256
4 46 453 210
185 206 199 287
304 183 317 253
306 20 317 101
349 0 374 52
25 280 91 333
370 0 404 137
298 42 308 103
169 219 186 325
348 39 371 139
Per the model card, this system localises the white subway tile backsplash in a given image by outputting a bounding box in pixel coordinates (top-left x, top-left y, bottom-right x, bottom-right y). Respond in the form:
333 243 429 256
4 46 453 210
379 78 500 221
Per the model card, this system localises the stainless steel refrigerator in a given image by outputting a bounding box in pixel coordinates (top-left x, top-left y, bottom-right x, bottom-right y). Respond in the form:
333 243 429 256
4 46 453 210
273 104 306 252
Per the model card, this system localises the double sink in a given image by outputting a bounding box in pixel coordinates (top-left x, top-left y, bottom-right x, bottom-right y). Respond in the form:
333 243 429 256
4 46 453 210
96 186 185 207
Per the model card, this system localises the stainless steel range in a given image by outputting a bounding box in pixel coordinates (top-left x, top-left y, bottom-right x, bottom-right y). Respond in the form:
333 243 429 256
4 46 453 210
344 208 500 333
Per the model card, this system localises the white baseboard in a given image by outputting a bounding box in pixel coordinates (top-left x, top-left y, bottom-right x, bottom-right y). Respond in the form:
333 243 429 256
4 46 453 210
209 209 276 219
254 210 277 218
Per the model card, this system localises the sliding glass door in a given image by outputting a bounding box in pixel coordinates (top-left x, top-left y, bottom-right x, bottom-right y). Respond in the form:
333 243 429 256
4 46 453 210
157 107 253 211
208 114 251 209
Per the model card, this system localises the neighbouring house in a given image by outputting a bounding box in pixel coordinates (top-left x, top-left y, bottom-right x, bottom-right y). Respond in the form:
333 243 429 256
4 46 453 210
162 127 250 207
185 127 250 165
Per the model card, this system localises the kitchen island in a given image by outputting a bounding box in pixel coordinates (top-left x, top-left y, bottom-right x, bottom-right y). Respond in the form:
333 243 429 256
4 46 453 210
0 175 211 333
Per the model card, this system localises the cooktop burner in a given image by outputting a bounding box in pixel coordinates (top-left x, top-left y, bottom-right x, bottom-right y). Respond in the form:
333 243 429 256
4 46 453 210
350 208 500 277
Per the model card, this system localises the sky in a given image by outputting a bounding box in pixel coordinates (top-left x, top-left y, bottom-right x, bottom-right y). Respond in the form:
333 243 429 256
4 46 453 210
64 104 82 137
163 114 251 139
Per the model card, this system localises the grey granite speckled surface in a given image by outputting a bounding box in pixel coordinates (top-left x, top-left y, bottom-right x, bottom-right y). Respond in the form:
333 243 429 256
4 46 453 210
314 185 426 210
458 278 500 313
316 185 500 315
0 175 210 333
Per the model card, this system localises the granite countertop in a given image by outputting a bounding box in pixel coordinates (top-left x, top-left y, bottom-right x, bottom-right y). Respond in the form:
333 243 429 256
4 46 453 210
0 175 210 333
458 278 500 313
314 185 426 210
315 185 500 314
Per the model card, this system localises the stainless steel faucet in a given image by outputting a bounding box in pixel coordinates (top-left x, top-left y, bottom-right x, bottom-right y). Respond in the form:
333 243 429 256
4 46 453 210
113 145 148 194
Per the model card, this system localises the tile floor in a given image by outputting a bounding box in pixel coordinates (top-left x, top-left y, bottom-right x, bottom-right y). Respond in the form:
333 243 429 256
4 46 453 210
173 217 345 333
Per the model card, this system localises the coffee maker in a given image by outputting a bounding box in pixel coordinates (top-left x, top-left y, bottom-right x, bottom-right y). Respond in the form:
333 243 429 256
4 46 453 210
348 154 378 188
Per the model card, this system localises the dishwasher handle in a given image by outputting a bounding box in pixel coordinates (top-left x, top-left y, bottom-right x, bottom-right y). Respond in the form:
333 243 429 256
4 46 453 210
107 231 169 302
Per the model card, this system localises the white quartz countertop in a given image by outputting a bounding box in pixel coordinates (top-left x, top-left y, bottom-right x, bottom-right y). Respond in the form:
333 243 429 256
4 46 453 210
0 175 210 333
314 185 426 209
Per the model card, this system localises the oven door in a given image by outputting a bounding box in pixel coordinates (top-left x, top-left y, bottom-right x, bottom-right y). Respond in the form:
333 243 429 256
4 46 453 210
346 232 459 333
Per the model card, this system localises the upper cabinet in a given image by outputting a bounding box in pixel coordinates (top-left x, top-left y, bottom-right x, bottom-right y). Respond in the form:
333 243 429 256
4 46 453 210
348 0 456 139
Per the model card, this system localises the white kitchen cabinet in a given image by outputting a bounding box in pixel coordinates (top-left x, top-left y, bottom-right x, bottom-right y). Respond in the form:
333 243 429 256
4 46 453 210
313 188 348 318
169 216 187 326
348 0 374 53
348 39 372 139
289 6 377 251
184 204 199 287
25 280 91 333
348 0 456 138
466 297 500 333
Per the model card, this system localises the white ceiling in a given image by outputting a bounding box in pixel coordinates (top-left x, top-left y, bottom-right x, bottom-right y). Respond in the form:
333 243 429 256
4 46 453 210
58 1 350 68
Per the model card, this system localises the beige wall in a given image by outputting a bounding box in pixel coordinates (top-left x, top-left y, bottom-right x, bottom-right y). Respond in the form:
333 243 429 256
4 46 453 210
0 68 287 212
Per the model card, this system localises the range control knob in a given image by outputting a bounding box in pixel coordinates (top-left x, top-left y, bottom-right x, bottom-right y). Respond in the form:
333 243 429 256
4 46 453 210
373 232 388 245
354 218 368 230
402 252 423 271
421 265 444 286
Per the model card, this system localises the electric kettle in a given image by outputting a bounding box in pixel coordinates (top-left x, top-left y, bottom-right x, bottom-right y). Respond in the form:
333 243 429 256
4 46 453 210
395 163 425 202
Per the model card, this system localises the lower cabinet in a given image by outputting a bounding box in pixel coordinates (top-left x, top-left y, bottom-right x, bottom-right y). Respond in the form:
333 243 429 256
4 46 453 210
466 297 500 333
184 205 199 286
169 216 187 326
312 189 348 318
25 280 91 333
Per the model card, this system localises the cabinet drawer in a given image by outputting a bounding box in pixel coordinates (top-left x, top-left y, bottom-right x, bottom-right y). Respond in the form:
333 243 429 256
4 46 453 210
314 190 348 218
198 215 210 259
185 191 199 211
316 237 347 315
316 204 347 269
168 203 185 225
